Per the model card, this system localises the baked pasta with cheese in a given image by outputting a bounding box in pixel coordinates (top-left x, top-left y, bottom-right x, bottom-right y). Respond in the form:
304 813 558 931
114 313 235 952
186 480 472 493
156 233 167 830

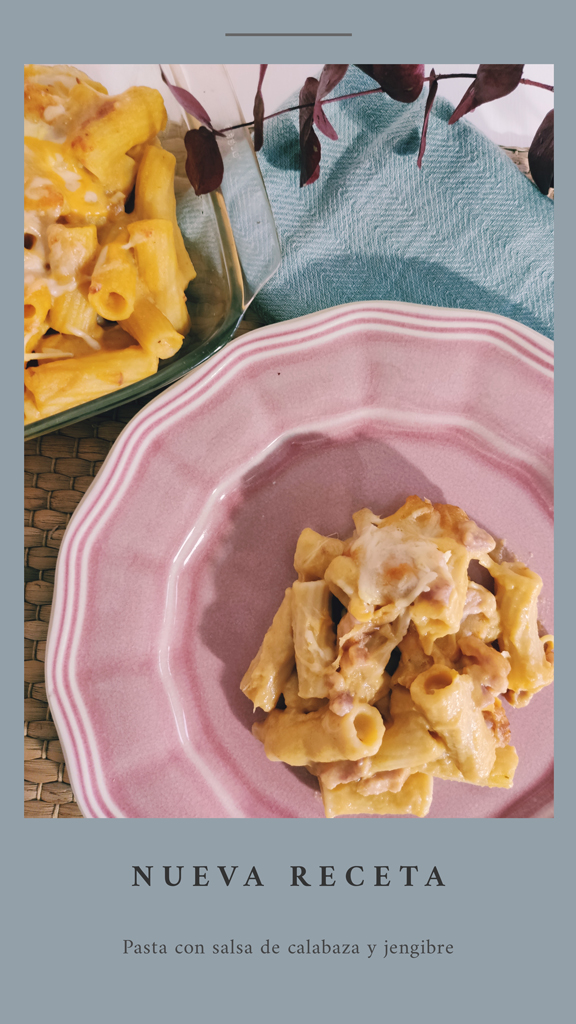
24 64 196 423
240 496 554 818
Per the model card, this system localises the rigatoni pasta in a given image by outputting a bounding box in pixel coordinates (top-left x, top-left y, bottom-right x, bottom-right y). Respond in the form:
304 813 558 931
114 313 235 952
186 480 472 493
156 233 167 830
477 554 554 707
24 64 197 424
68 85 167 193
127 219 190 334
240 496 554 818
88 238 138 321
252 702 384 765
240 589 295 712
134 145 196 290
25 345 158 419
121 279 188 360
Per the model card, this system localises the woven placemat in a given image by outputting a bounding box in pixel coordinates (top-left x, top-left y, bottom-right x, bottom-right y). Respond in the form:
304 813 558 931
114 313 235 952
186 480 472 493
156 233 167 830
24 319 258 818
25 396 152 816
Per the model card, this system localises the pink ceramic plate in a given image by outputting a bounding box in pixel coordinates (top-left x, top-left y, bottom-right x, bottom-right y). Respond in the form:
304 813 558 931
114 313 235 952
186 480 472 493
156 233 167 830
46 301 554 818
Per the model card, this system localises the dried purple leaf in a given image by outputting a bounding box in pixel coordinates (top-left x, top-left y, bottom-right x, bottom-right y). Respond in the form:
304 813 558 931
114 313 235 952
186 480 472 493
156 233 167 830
417 69 439 168
160 67 224 136
313 64 349 140
253 64 268 152
529 109 554 194
448 64 524 124
313 104 338 141
357 65 425 103
316 63 349 98
184 127 224 196
299 77 321 187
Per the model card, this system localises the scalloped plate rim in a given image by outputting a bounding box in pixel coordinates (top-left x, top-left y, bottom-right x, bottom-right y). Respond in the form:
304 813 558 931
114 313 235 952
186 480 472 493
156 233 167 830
45 299 554 819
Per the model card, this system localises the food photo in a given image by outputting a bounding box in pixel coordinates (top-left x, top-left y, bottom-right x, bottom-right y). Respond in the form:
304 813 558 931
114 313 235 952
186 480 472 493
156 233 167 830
23 64 554 819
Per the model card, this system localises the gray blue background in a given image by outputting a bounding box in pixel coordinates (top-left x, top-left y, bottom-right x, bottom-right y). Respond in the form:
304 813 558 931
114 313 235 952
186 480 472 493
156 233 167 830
9 7 570 1022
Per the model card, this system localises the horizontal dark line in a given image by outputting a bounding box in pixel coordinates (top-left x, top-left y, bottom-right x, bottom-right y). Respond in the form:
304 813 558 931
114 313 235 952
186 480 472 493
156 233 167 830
225 33 352 37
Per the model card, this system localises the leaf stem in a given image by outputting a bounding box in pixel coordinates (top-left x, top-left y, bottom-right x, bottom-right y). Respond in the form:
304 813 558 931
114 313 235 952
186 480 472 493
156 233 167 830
321 87 383 105
218 73 553 134
520 78 554 91
431 73 476 80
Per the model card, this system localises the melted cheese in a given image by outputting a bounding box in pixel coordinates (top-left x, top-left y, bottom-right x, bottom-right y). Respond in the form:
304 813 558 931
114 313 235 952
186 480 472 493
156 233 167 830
352 524 453 609
25 138 109 219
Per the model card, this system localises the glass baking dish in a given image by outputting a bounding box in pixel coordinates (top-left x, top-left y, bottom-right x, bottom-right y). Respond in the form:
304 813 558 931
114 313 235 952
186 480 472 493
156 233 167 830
24 63 281 439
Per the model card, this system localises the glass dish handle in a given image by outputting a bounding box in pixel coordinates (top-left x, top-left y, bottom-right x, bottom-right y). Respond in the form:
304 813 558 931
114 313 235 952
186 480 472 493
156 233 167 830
168 63 282 310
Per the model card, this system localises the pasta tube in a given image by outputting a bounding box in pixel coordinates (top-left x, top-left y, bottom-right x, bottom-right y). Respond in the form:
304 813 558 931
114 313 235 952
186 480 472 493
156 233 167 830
294 529 346 582
410 665 496 784
321 771 433 819
324 555 360 612
392 624 434 688
128 220 190 333
457 582 500 643
411 537 471 653
335 612 409 704
69 87 167 194
24 65 107 126
48 283 100 340
34 328 133 359
24 345 158 418
281 672 327 713
24 281 52 351
479 555 554 707
134 145 196 290
46 224 99 281
121 279 185 360
252 703 384 765
292 580 336 698
486 745 519 787
422 745 518 789
24 388 42 424
62 80 109 133
89 240 138 321
368 685 447 772
240 589 294 712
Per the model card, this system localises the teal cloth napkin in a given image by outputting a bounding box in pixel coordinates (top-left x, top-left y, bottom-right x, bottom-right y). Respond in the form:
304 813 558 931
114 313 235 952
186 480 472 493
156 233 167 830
252 67 554 339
